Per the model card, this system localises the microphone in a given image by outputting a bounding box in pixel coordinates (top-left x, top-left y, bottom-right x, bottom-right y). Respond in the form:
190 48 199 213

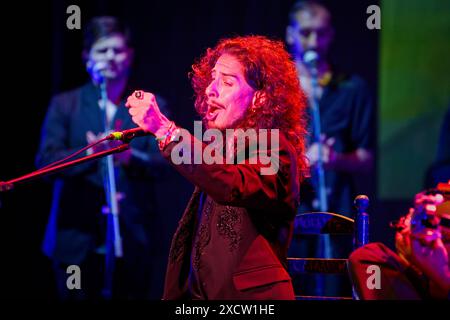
89 61 108 83
107 127 154 141
302 50 319 69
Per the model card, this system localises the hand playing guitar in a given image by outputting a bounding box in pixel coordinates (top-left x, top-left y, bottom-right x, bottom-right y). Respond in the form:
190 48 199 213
395 190 450 298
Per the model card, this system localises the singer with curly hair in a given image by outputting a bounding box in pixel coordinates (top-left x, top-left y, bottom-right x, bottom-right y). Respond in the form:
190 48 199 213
126 35 309 299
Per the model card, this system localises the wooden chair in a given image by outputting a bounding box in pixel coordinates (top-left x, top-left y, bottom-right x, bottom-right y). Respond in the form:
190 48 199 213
287 195 369 300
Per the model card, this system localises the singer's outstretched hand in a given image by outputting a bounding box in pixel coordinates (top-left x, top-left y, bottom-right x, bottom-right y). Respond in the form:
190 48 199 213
125 90 172 139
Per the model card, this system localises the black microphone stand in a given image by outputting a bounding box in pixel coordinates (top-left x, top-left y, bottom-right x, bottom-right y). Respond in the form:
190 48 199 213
304 51 328 212
303 51 330 297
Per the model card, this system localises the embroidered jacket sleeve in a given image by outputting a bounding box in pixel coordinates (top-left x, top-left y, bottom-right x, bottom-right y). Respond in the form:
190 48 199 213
160 131 300 214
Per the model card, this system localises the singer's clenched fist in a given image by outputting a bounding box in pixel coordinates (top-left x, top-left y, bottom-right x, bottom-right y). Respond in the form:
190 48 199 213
125 90 172 138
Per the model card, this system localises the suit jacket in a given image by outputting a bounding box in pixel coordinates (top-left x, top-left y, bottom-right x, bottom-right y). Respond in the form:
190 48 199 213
162 131 300 299
36 82 167 265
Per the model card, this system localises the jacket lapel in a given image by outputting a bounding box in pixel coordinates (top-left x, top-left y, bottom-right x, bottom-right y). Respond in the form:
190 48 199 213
163 187 202 300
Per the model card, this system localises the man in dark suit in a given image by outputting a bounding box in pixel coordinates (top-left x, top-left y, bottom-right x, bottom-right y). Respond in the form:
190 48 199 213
36 16 168 299
126 35 309 299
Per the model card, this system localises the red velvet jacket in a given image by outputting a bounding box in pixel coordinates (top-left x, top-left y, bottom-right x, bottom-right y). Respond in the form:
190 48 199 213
161 131 300 299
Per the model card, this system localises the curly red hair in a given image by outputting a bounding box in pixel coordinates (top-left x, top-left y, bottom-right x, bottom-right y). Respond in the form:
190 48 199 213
190 35 308 179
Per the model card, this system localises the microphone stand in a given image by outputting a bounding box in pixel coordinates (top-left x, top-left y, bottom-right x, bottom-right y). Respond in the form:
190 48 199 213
305 56 330 297
98 77 123 300
308 62 328 212
0 144 130 192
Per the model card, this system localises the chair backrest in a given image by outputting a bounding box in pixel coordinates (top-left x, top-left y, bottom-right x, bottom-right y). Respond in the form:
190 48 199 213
287 195 369 300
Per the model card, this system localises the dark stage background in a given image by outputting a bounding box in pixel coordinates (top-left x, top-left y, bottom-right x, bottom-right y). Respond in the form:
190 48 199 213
0 0 393 299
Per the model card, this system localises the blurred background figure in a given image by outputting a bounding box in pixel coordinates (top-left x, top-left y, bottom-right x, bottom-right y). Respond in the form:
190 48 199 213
36 16 168 300
286 0 375 216
285 0 375 298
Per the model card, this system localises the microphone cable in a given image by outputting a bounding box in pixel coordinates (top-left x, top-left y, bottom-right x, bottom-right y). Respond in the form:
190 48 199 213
35 136 112 173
